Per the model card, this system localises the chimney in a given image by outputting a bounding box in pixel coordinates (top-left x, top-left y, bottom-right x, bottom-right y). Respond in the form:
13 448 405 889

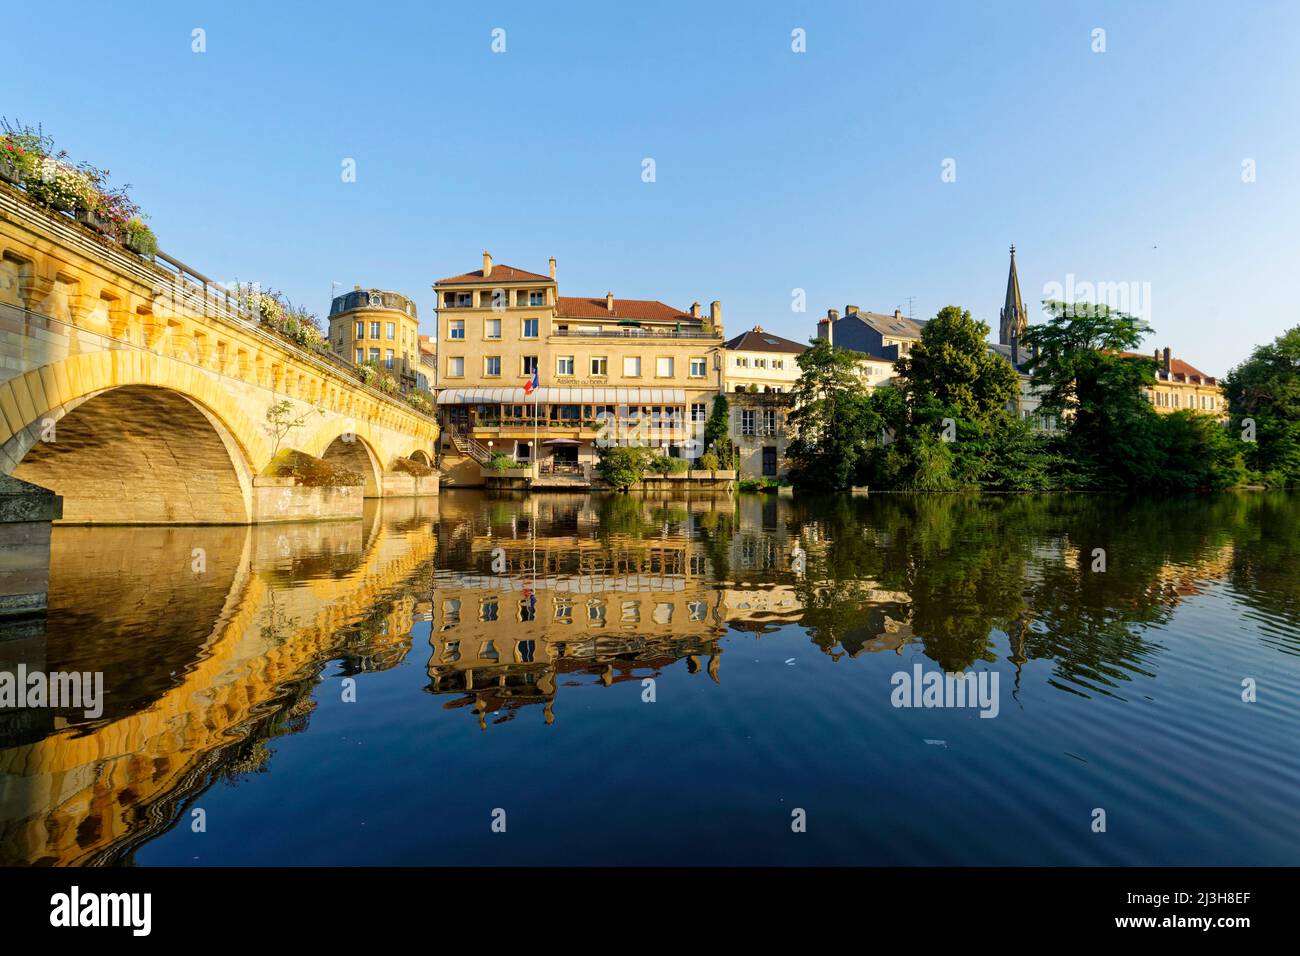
606 292 614 312
549 256 556 280
691 302 701 319
827 308 840 321
1162 346 1171 373
710 300 722 325
482 251 493 278
845 304 860 316
894 308 903 319
817 318 831 342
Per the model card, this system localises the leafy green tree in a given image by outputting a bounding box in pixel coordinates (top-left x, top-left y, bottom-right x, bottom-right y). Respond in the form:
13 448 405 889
787 338 882 490
1223 325 1300 487
596 446 654 491
869 306 1031 490
1021 301 1160 486
897 305 1019 420
1023 301 1244 490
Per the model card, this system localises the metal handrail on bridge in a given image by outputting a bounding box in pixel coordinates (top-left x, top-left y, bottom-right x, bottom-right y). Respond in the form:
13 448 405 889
0 184 434 421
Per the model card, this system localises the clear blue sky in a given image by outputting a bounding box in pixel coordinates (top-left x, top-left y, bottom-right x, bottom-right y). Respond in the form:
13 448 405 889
7 0 1298 374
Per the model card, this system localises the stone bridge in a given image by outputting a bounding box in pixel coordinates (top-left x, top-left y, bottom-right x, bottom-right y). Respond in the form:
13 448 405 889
0 183 438 527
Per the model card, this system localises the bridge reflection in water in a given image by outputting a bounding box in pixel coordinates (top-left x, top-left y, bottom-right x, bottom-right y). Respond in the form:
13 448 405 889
0 494 824 865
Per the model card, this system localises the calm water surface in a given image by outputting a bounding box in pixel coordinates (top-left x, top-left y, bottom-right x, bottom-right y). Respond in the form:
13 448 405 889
2 491 1298 865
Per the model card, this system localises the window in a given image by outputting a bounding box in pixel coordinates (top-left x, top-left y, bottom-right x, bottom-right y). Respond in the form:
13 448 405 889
454 292 472 307
485 356 501 376
756 358 767 369
368 347 380 364
590 356 608 376
691 402 707 422
736 356 749 367
557 355 575 376
623 356 641 377
523 318 539 338
449 319 465 340
370 322 381 339
386 322 396 340
773 359 784 369
690 357 707 377
385 349 395 369
741 409 756 435
529 291 545 306
484 318 501 339
355 348 364 364
355 321 365 339
521 355 539 375
448 356 465 376
762 408 776 435
656 356 674 377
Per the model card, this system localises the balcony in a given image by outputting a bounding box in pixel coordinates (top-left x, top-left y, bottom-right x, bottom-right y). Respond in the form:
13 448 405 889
550 328 720 340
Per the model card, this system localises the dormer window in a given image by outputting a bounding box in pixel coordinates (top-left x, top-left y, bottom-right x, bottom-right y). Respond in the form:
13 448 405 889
368 292 383 308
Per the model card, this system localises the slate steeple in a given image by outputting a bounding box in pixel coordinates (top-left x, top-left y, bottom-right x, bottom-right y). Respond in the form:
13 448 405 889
999 244 1028 348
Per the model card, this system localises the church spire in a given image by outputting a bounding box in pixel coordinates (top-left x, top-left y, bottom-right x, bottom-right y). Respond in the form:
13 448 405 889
999 244 1028 347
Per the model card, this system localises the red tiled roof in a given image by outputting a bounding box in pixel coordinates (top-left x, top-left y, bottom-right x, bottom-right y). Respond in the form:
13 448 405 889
556 296 694 323
418 334 436 355
436 264 552 284
1119 352 1217 384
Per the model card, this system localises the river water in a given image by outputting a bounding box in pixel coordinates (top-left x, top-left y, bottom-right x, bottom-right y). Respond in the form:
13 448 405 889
2 490 1297 865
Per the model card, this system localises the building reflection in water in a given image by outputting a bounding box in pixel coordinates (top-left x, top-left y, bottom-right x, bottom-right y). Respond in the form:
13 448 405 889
1 489 1287 866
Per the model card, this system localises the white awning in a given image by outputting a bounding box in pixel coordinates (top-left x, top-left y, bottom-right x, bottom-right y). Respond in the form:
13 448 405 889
436 386 688 405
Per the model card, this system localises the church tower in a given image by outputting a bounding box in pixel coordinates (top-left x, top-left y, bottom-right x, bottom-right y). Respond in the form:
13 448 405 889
999 244 1028 347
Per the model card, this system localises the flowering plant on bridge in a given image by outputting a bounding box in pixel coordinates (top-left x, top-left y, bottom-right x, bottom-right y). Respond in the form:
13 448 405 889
405 391 433 414
123 216 158 257
235 283 329 354
0 119 52 183
1 118 160 252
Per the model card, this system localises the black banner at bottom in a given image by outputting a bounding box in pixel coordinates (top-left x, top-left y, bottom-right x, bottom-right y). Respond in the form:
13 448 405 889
0 866 1282 941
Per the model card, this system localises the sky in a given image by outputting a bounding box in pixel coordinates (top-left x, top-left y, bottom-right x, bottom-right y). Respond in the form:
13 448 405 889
5 0 1299 375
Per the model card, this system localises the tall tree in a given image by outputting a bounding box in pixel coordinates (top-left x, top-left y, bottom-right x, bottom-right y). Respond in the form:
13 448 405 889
1223 325 1300 487
1021 301 1158 486
876 306 1024 490
787 338 881 490
896 305 1019 420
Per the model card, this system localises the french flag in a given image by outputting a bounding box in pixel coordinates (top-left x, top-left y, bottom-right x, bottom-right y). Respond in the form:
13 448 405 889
524 367 539 396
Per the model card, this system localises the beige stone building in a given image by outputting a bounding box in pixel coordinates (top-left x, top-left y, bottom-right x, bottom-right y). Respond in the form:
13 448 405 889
432 252 725 484
719 327 808 480
1129 348 1224 417
721 325 806 394
328 287 427 392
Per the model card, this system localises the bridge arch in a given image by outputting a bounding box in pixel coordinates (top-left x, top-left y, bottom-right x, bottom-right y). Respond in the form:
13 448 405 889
408 449 433 468
2 352 259 523
319 433 382 498
301 418 385 498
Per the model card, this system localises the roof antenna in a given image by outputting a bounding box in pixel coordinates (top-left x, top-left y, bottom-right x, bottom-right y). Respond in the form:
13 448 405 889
905 296 916 322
